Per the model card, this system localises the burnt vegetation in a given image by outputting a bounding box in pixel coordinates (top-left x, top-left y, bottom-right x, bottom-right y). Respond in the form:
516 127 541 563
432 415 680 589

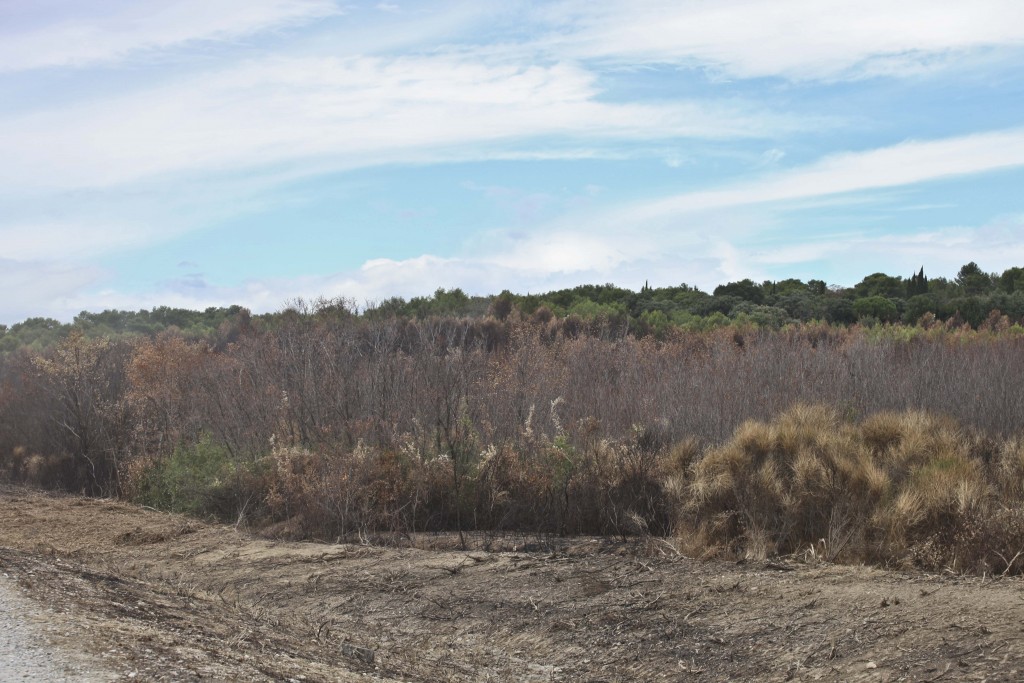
5 263 1024 575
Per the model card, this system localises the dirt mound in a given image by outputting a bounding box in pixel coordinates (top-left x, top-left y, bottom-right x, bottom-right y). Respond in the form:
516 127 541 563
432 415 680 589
1 485 1022 681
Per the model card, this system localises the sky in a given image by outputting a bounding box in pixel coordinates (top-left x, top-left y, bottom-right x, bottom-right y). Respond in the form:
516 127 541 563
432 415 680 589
2 0 1024 323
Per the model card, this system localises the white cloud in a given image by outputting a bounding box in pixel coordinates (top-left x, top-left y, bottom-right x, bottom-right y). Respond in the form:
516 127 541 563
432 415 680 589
0 221 155 261
45 247 717 321
482 230 655 275
0 259 105 323
452 128 1024 289
538 0 1024 80
0 170 286 263
759 148 786 166
0 54 802 193
4 1 1023 324
725 215 1024 286
0 0 340 72
9 1 1016 82
21 212 1024 324
627 128 1024 221
7 124 1024 323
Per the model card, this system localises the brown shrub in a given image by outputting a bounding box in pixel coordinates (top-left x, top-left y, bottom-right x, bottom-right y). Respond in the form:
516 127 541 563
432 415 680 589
682 404 1024 572
686 405 887 560
0 446 83 491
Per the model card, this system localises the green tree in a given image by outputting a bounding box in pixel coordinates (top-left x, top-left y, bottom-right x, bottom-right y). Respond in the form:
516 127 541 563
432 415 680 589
853 296 898 323
489 290 515 321
955 262 993 295
771 278 808 297
713 279 765 304
806 279 828 296
903 294 938 324
825 298 856 325
730 303 792 329
776 292 827 321
998 267 1024 294
948 296 989 328
854 273 905 300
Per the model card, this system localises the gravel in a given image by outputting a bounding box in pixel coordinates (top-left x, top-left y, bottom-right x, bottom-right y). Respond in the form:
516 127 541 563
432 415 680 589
0 574 117 682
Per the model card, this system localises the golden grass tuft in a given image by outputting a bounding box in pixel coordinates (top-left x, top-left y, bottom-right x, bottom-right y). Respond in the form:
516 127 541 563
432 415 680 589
995 437 1024 498
687 404 878 559
683 404 1024 571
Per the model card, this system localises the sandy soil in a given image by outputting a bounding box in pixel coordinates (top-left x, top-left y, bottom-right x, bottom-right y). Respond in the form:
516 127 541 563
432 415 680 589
2 485 1024 682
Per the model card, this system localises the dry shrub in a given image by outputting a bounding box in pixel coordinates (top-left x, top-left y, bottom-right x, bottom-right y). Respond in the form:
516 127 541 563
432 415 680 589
261 440 454 540
13 313 1024 575
475 440 576 533
117 454 154 500
946 505 1024 575
0 445 86 492
659 437 699 518
682 404 1024 573
472 431 679 538
686 405 886 560
862 411 990 569
861 410 962 472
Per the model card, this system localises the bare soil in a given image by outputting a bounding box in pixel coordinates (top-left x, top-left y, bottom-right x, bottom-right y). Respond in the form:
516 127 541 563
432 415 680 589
2 485 1024 682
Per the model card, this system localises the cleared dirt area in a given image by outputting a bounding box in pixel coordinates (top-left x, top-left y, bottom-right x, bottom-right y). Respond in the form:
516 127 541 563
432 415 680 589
0 574 118 681
1 486 1023 682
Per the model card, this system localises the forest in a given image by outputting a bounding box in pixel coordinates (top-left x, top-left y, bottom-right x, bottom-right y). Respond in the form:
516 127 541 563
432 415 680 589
4 262 1024 575
4 262 1024 354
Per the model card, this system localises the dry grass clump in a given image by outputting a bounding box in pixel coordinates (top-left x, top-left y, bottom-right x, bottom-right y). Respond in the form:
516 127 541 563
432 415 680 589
864 411 987 568
686 405 885 561
685 405 1024 573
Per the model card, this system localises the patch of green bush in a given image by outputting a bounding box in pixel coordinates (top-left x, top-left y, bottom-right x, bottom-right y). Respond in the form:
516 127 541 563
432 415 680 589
133 436 257 519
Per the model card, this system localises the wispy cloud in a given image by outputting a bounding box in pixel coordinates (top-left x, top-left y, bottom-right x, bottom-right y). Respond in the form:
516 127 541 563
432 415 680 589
626 128 1024 221
2 1 1021 324
49 249 699 320
537 0 1024 80
0 170 286 263
0 0 340 72
0 54 804 193
11 128 1024 321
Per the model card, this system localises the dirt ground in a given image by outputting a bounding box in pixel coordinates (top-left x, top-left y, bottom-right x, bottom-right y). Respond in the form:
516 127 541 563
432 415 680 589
2 486 1024 682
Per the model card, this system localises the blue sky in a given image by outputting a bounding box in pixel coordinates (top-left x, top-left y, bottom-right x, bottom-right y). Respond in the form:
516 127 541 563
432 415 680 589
2 0 1024 323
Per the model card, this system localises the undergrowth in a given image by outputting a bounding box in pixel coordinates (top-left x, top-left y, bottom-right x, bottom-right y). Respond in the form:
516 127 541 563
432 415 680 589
123 436 262 519
17 404 1017 576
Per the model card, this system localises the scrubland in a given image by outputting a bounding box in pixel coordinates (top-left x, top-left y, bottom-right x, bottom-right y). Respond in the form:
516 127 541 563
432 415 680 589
4 312 1024 575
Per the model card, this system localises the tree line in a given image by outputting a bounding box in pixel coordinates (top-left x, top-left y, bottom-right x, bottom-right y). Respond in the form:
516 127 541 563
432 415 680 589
4 262 1024 354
